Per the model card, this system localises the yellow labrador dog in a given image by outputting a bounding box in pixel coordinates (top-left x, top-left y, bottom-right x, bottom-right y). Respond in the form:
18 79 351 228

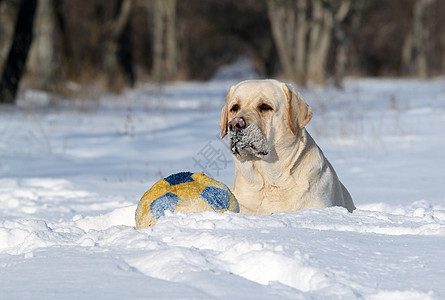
219 79 355 215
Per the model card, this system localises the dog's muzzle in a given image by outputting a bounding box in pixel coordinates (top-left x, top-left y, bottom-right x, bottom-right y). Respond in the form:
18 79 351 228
228 117 270 158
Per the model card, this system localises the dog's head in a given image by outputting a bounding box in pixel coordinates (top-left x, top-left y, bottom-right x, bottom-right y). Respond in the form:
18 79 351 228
219 79 312 160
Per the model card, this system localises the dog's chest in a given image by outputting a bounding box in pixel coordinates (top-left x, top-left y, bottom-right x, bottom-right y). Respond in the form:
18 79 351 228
259 182 296 210
234 159 304 214
236 178 298 214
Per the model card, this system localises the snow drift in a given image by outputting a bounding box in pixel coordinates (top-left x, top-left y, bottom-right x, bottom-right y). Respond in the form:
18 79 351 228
1 78 444 299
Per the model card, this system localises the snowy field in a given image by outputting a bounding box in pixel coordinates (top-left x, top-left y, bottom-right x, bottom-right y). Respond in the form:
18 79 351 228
1 77 444 299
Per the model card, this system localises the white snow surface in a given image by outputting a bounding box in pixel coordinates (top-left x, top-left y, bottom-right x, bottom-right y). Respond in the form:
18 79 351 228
1 78 444 299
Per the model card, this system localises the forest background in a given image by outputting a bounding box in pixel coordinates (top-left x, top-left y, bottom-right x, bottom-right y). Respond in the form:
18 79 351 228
1 0 444 103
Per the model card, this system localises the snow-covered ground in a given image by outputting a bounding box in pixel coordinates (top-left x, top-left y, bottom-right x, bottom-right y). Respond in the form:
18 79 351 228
1 77 444 299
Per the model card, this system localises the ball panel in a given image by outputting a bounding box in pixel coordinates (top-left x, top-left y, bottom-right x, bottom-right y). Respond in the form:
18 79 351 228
150 192 180 219
136 190 159 229
228 193 240 213
150 178 171 191
192 172 239 213
141 180 170 203
164 171 194 186
170 183 202 201
135 197 151 229
192 173 231 194
174 196 213 214
191 172 218 187
200 186 230 210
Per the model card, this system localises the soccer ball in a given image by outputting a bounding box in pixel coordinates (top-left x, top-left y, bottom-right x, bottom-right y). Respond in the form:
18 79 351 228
135 172 239 228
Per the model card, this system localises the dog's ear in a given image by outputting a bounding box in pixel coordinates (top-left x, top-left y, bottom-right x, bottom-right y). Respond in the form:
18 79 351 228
282 83 312 135
219 86 234 138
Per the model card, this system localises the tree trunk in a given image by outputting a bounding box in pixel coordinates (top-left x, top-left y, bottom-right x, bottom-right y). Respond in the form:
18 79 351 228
27 0 56 91
442 28 445 73
414 0 430 78
267 0 307 85
151 0 177 83
333 0 365 88
402 0 432 78
52 0 75 79
116 13 134 87
165 0 177 77
90 1 104 67
0 0 22 72
334 45 347 87
103 0 134 93
294 0 307 84
307 0 333 85
0 0 38 104
267 0 294 81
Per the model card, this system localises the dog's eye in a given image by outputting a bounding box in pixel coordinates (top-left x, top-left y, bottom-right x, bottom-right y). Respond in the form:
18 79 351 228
230 104 239 112
258 103 273 112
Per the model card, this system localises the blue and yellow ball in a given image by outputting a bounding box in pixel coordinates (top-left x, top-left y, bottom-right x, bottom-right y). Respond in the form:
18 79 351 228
135 172 239 228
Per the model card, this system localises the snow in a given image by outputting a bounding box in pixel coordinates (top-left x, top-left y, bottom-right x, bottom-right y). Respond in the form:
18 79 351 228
1 77 445 299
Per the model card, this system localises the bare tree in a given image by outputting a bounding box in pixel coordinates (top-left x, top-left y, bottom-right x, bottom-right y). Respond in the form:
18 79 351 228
402 0 433 78
306 0 335 85
103 0 134 93
27 0 56 91
333 0 365 88
267 0 307 85
51 0 74 79
0 0 38 104
267 0 360 86
442 27 445 73
150 0 178 83
0 0 22 72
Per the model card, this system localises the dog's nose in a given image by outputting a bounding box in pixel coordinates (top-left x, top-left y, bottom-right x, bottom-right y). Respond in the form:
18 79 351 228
228 117 246 131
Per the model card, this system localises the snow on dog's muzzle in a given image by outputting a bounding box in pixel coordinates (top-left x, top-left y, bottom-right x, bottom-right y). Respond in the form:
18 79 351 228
228 121 270 159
